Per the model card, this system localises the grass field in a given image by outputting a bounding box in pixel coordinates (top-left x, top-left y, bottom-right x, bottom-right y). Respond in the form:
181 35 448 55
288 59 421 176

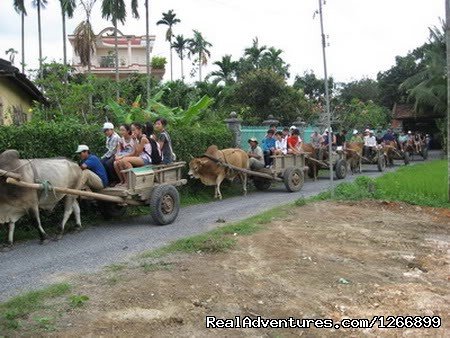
325 160 449 208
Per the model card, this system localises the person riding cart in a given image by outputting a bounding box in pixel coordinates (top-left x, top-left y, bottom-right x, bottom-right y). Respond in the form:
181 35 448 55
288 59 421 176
363 130 377 159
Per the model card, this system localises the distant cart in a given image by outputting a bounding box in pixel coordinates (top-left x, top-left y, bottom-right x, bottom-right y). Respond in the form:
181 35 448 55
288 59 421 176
4 162 187 225
346 145 387 173
203 153 307 192
305 148 348 180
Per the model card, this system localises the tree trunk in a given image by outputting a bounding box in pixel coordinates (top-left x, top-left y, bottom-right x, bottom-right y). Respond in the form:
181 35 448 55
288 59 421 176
114 1 120 100
169 38 173 81
145 0 151 104
21 12 25 74
181 56 184 82
87 18 92 115
62 11 67 66
446 0 450 201
198 51 202 82
37 1 43 79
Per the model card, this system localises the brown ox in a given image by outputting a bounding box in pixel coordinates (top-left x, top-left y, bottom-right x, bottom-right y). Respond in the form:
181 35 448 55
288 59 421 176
346 142 364 173
0 150 82 249
301 143 330 181
383 141 398 167
188 145 249 199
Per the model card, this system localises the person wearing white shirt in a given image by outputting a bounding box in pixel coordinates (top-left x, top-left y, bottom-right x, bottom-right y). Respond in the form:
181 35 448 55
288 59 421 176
274 131 287 155
363 130 377 158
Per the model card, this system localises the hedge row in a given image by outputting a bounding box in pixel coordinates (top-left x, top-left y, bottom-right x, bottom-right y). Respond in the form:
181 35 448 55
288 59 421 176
0 121 233 162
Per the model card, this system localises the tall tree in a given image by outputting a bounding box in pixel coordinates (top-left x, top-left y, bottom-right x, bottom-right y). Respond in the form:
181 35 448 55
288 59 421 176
75 0 97 113
157 9 180 81
244 37 266 68
32 0 48 78
261 47 290 78
171 34 189 81
102 0 125 99
59 0 76 67
13 0 27 73
188 30 212 82
209 54 237 85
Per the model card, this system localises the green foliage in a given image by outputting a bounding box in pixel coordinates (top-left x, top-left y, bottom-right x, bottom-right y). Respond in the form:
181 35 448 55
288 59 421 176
293 70 335 101
234 68 316 125
0 120 104 159
339 78 380 104
151 56 167 69
336 98 390 130
325 161 448 209
0 283 71 332
68 295 89 308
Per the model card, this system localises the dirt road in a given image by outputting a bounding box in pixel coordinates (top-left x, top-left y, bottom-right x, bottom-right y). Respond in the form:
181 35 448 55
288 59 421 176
20 200 450 337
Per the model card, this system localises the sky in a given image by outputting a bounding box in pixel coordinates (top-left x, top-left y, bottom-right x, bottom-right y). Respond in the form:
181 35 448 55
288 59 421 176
0 0 445 84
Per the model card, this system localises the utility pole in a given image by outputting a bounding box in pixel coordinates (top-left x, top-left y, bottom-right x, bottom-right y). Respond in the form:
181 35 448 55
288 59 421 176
446 0 450 201
318 0 334 194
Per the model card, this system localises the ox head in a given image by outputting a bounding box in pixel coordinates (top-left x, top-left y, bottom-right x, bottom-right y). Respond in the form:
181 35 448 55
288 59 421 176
0 150 21 176
188 158 210 179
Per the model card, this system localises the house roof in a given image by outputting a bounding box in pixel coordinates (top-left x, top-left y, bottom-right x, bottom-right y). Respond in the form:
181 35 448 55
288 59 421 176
0 59 46 104
392 103 440 120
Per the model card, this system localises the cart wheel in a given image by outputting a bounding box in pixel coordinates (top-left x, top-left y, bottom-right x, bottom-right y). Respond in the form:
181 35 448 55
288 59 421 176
98 201 127 220
421 147 428 160
150 185 180 225
377 154 386 172
283 167 304 192
254 178 272 191
335 159 347 179
403 152 410 165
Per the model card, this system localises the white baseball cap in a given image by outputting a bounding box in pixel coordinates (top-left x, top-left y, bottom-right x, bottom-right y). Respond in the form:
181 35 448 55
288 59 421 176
364 128 370 133
75 145 89 153
353 129 358 135
408 130 412 134
103 122 114 130
289 125 297 130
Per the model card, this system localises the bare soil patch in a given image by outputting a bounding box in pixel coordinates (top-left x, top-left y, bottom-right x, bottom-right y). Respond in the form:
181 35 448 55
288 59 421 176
36 201 449 336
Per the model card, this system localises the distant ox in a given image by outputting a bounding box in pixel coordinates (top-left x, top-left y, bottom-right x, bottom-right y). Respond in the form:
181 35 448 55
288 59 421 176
188 145 249 200
0 150 82 250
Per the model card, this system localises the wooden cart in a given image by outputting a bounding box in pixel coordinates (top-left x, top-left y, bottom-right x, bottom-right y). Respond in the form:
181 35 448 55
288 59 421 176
4 162 187 225
203 153 307 192
347 145 387 173
305 149 348 180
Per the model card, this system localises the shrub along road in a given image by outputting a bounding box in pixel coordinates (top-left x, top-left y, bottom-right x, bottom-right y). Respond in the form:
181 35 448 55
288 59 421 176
0 152 441 301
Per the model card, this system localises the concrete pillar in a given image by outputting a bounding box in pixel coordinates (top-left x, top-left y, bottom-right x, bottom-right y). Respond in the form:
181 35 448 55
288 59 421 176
127 39 132 66
225 112 242 148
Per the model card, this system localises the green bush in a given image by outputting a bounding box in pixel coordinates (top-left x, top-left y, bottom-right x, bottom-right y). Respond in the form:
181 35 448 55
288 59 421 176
151 56 167 69
0 121 232 162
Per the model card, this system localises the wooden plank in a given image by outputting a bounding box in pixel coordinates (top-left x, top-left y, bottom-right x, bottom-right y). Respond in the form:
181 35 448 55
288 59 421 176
0 169 22 180
202 153 282 181
6 178 125 204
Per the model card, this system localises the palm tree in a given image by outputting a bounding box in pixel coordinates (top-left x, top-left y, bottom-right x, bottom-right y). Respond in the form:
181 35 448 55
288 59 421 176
102 0 125 99
209 54 237 85
32 0 48 78
75 0 97 113
261 47 290 78
188 30 212 82
13 0 27 73
157 9 180 81
5 48 19 65
171 34 189 81
59 0 76 67
244 37 266 69
401 25 446 115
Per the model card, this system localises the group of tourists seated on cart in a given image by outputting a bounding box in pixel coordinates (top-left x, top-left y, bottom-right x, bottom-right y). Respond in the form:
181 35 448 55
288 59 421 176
74 118 174 191
248 126 429 170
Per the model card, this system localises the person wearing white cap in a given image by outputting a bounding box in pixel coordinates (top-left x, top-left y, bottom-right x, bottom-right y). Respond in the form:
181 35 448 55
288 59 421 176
101 122 120 184
350 130 363 143
363 130 377 158
247 137 265 170
75 145 109 191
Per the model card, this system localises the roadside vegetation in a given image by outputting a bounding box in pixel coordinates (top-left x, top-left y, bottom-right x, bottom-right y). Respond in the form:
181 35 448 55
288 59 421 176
318 160 448 208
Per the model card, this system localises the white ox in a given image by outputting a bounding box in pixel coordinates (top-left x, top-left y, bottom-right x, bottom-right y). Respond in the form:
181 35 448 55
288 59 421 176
0 150 82 250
